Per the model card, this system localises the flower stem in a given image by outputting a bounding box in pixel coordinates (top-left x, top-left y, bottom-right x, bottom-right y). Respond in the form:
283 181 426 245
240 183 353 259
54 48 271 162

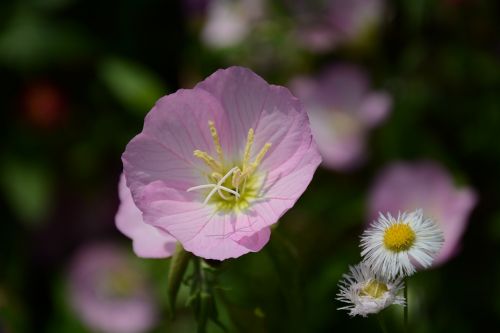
404 278 409 332
377 313 388 333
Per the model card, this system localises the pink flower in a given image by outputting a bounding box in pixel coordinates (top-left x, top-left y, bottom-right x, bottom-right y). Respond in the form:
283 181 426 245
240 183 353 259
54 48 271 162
202 0 265 49
288 0 386 52
290 64 391 171
116 173 177 258
68 243 158 333
367 161 477 266
122 66 321 260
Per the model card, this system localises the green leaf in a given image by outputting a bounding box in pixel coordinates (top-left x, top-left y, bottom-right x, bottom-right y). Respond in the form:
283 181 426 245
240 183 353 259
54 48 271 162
0 159 54 227
99 57 166 115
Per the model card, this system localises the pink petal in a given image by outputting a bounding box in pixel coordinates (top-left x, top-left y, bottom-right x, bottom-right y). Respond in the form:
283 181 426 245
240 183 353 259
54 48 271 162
289 64 389 171
307 108 366 170
357 92 392 128
195 67 272 157
137 180 271 260
122 88 230 191
315 64 369 111
229 137 321 239
115 174 177 258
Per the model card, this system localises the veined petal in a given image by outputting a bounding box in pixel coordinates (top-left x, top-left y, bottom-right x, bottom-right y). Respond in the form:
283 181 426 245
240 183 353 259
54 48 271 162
123 88 230 190
195 66 272 158
136 180 271 260
230 138 321 241
115 174 177 258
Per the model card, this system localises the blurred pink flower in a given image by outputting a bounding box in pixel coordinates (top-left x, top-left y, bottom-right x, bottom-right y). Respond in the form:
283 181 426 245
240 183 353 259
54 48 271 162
122 66 320 260
202 0 265 48
68 243 157 333
116 173 177 258
367 161 477 266
290 64 391 171
288 0 386 52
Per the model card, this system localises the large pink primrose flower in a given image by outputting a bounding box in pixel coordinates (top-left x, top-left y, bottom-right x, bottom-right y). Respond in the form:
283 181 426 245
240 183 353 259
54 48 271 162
367 161 477 266
116 173 177 258
122 66 321 260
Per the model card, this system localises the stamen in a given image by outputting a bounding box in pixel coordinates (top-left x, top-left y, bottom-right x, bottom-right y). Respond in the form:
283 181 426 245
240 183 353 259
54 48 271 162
242 142 272 176
186 167 241 205
231 168 242 188
253 143 272 167
242 128 254 171
208 121 224 164
193 150 222 172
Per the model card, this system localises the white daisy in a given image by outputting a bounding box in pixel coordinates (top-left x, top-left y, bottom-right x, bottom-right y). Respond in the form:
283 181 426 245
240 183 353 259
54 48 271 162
337 263 405 317
361 209 444 279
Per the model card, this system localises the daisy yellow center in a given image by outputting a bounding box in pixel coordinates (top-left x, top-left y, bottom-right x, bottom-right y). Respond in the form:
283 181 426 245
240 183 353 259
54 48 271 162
383 223 416 252
359 279 388 299
187 120 271 212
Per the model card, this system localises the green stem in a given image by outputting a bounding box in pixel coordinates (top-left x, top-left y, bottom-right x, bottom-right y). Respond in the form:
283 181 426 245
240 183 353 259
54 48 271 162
404 278 409 332
377 313 388 333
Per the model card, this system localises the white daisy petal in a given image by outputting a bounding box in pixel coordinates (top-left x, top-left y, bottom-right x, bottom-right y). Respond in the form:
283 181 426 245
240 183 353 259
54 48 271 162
336 263 405 317
360 209 444 279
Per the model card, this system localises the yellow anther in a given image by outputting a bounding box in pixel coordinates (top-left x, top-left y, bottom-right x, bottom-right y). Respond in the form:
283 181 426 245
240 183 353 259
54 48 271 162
208 121 224 164
251 143 272 168
242 128 254 171
211 172 223 182
193 150 222 172
231 168 243 188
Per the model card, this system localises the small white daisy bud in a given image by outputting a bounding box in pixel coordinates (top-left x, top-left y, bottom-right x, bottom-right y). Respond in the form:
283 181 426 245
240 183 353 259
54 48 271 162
360 209 444 279
336 263 405 317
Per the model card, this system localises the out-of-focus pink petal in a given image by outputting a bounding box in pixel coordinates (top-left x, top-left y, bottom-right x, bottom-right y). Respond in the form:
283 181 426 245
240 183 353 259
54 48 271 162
290 64 390 172
116 174 177 258
307 108 365 171
68 243 157 333
328 0 385 40
368 161 477 266
315 65 369 111
358 92 392 128
434 188 477 265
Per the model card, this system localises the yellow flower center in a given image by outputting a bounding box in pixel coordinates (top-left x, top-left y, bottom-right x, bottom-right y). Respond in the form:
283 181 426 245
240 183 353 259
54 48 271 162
383 223 416 252
187 121 271 212
359 279 389 299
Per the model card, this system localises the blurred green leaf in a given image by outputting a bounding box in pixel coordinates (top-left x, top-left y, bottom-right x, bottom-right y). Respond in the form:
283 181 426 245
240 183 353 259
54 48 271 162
99 57 167 115
0 159 54 226
0 9 92 69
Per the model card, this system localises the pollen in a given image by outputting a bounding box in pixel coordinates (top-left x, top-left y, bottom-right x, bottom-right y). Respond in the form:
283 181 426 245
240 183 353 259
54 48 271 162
383 223 416 252
359 279 388 299
189 120 271 209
